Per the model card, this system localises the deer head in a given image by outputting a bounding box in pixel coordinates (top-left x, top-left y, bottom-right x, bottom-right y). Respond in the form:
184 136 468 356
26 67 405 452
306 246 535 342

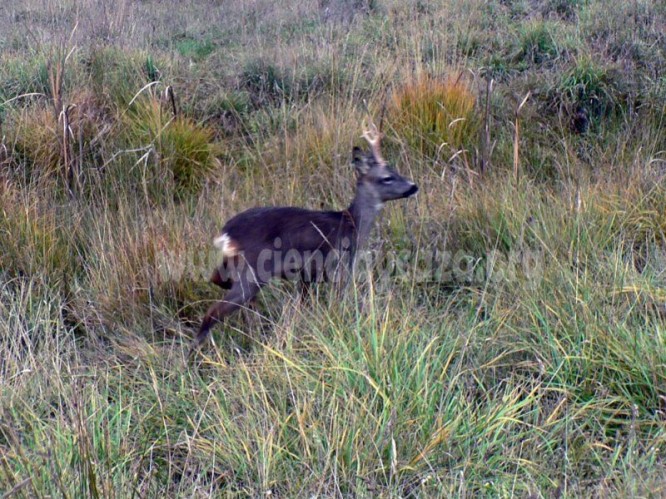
351 124 418 211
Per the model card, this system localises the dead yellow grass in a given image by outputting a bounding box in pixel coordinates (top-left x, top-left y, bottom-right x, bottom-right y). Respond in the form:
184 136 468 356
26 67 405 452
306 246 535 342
387 72 480 165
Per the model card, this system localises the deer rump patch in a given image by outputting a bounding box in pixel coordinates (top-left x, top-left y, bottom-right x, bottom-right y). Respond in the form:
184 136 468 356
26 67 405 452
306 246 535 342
213 233 240 257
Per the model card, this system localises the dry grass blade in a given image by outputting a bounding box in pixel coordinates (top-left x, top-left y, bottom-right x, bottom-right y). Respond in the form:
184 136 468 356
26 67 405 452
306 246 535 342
513 91 531 183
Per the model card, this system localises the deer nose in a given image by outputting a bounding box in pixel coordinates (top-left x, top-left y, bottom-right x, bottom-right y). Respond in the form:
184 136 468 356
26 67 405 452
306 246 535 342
405 184 418 197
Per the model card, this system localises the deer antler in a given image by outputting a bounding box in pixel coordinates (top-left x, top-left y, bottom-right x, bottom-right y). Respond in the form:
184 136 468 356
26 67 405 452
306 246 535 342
361 122 386 166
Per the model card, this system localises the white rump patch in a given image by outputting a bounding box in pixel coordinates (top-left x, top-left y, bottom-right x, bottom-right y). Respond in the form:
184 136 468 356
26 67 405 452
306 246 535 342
213 233 240 257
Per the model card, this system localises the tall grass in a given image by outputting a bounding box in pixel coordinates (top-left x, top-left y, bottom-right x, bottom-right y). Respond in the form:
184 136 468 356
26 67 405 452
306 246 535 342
387 72 480 171
1 0 666 496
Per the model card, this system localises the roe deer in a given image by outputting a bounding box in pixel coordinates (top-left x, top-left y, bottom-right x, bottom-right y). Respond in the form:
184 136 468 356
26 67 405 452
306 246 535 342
192 126 418 352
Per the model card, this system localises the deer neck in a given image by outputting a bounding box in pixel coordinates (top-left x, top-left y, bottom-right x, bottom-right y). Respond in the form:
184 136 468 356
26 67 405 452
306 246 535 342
348 183 382 250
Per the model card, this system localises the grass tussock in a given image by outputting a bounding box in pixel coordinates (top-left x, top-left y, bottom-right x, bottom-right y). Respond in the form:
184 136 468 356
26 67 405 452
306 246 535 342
124 93 222 199
387 72 480 169
8 103 63 177
1 0 666 496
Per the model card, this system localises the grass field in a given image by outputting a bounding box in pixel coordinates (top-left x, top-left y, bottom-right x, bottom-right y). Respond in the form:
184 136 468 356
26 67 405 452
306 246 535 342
1 0 666 496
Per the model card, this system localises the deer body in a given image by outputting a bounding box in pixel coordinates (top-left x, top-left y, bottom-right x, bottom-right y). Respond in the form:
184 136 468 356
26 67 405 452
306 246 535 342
193 130 418 349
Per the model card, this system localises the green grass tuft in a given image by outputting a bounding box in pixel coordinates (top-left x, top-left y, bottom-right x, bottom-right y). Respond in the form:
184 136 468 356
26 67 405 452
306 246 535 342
123 94 222 200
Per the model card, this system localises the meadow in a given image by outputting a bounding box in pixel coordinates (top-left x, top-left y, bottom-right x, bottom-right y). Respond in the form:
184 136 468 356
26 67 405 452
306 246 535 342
1 0 665 496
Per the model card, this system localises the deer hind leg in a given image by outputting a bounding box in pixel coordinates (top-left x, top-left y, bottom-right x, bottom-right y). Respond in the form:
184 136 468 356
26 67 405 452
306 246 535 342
192 279 262 351
209 258 239 290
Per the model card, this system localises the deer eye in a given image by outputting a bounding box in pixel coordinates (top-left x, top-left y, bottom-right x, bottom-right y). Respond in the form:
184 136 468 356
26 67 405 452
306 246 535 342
380 176 395 184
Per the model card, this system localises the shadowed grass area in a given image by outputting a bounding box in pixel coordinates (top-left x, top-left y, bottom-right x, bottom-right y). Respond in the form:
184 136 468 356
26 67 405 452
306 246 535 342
1 0 666 496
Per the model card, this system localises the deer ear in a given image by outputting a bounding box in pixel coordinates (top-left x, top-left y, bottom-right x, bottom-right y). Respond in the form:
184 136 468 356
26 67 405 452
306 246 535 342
352 147 370 176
